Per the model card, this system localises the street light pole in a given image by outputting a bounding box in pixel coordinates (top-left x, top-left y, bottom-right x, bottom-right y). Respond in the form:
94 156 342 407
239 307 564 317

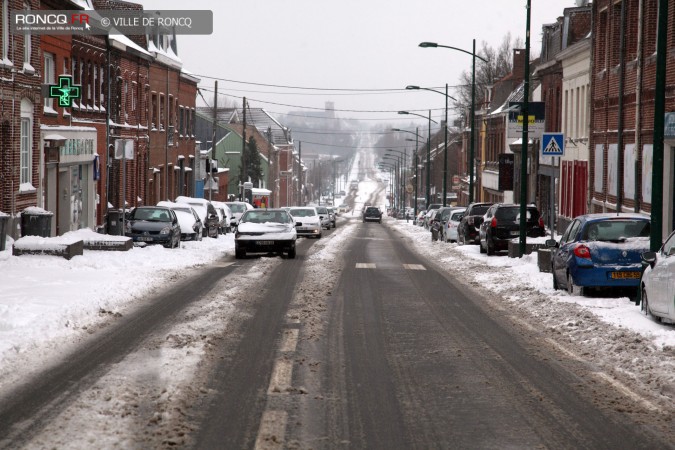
419 41 488 205
405 85 457 207
392 127 424 217
386 148 408 211
398 111 437 210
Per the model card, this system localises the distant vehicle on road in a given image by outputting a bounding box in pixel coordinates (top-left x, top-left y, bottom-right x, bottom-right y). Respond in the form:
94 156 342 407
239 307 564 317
363 206 382 223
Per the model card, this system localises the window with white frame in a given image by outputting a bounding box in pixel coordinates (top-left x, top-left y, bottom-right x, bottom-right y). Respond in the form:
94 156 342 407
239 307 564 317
20 98 33 185
43 52 55 111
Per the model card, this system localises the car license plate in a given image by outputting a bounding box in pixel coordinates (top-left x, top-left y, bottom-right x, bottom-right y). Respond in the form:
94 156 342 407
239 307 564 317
610 271 641 279
137 236 153 242
256 240 274 246
298 227 309 230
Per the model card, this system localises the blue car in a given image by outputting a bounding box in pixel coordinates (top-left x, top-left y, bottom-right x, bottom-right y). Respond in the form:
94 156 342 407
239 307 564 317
546 213 651 296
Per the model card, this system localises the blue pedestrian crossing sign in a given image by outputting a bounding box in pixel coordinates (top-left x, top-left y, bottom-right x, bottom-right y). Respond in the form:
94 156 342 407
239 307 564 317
541 132 564 156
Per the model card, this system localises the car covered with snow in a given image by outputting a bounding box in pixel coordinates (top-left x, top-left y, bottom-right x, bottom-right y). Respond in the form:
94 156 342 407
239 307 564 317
225 201 254 227
157 201 203 241
234 209 297 259
174 196 219 238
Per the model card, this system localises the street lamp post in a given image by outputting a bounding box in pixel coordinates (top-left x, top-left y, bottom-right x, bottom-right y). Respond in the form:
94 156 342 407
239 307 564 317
406 85 457 206
386 148 408 211
383 155 400 210
392 127 424 219
378 161 396 209
397 111 438 209
420 40 488 205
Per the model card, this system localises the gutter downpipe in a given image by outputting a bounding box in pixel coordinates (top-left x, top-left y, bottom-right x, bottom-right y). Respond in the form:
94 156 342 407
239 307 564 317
616 0 627 212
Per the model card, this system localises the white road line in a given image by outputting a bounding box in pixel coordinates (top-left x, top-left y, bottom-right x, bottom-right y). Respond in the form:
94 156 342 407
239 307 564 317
403 264 426 271
253 410 288 450
267 358 293 394
594 372 659 411
355 263 376 269
280 329 299 353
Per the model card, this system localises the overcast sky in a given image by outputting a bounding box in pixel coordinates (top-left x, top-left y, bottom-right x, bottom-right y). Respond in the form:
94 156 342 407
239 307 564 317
136 0 582 125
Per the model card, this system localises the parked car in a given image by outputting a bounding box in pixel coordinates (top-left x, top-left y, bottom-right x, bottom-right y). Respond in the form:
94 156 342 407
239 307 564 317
326 206 337 228
546 213 651 296
428 209 442 241
430 206 464 242
315 206 332 229
225 201 254 228
337 204 349 213
175 196 219 238
457 202 493 245
289 207 322 239
124 206 181 248
479 204 545 255
363 206 382 223
640 229 675 322
157 201 203 241
415 210 426 226
234 209 297 259
211 201 234 234
444 208 465 243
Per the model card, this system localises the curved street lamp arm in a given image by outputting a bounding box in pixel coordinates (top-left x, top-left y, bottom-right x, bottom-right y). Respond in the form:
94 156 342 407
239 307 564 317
419 41 488 63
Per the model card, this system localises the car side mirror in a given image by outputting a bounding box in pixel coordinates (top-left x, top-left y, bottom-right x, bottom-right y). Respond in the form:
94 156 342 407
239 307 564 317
545 239 558 248
641 251 657 268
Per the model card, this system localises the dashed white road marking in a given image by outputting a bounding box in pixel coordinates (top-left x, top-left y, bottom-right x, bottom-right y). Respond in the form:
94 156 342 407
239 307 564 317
253 410 288 450
280 329 299 353
267 358 293 394
355 263 376 269
403 264 426 271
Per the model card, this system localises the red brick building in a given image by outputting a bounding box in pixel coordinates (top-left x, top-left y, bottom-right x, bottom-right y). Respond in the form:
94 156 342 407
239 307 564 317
0 0 43 233
146 32 199 206
590 0 675 237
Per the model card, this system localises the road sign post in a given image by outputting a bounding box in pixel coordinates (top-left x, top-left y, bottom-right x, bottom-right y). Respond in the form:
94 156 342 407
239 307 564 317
541 133 564 237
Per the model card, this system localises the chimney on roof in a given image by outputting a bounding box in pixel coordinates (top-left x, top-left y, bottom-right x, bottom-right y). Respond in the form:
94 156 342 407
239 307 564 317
513 49 526 78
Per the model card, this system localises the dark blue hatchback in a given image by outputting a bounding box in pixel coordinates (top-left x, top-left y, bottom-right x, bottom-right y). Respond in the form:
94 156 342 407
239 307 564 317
546 213 651 296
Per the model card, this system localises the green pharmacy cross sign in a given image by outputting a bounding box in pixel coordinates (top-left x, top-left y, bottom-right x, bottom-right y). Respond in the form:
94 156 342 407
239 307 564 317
48 76 81 108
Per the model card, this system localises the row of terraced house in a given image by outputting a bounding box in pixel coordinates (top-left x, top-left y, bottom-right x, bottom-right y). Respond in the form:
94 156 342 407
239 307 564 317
0 0 302 239
419 0 675 242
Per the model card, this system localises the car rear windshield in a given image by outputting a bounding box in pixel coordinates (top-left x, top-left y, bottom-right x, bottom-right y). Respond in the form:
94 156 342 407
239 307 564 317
290 209 315 217
472 205 490 216
227 203 246 214
583 219 650 241
451 211 463 221
495 207 539 222
242 211 290 224
366 207 379 213
133 208 172 222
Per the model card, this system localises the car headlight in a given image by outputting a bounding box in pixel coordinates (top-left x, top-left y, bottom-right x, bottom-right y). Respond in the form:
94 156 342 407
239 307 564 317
160 226 172 235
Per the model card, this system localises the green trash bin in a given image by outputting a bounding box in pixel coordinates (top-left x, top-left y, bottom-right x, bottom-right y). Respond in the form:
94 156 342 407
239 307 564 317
21 208 53 237
0 212 9 251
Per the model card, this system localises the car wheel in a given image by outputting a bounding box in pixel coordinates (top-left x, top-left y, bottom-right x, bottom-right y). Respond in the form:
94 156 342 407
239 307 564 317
288 246 296 259
317 233 322 239
479 239 486 253
235 247 245 259
641 288 661 322
567 272 583 296
458 231 465 246
552 271 559 290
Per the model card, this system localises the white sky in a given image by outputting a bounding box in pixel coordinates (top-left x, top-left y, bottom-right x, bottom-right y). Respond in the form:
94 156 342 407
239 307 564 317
136 0 580 123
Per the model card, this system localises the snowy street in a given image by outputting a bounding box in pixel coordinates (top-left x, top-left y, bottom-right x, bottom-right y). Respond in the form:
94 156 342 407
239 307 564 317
0 163 673 448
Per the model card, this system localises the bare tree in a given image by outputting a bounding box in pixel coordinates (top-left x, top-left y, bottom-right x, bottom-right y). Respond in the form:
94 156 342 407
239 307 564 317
452 33 524 119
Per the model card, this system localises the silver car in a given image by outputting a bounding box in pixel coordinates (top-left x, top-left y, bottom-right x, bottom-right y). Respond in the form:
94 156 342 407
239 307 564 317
640 229 675 322
314 206 332 229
